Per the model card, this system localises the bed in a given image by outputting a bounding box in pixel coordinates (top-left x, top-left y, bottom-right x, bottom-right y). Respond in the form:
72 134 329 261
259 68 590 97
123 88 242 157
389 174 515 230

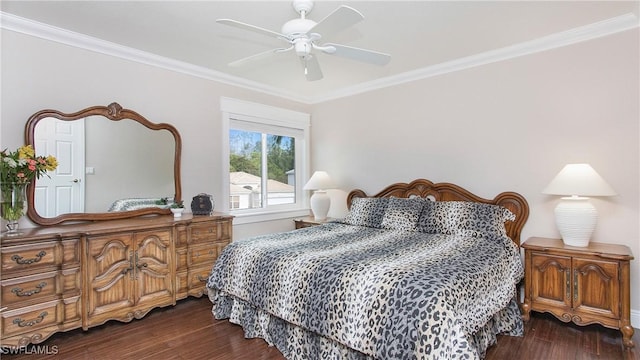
207 179 529 359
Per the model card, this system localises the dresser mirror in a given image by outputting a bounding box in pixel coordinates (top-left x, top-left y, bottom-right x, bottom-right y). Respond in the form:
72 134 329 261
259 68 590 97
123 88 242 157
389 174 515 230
24 102 182 225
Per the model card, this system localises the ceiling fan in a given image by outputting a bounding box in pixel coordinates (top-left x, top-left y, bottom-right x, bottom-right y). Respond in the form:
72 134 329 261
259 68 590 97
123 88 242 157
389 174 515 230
217 0 391 81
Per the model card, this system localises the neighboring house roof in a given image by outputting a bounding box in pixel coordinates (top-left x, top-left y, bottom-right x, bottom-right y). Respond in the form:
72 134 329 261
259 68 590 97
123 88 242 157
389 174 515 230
230 171 293 194
264 179 294 193
230 171 261 185
230 183 253 194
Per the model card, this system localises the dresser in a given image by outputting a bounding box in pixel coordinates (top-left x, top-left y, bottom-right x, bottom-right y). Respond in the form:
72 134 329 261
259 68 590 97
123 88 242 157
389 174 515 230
0 213 232 347
521 237 634 348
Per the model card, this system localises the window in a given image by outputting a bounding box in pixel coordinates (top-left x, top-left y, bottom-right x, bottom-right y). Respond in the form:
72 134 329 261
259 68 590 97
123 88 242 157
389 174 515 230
230 195 240 210
221 98 310 224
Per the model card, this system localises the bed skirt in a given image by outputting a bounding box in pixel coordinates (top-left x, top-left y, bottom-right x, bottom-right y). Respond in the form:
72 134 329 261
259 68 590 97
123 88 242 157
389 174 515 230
208 288 524 360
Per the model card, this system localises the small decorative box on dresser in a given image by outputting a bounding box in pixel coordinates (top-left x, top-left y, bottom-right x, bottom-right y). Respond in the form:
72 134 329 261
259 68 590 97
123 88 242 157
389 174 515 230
521 237 634 348
0 213 232 347
294 216 334 229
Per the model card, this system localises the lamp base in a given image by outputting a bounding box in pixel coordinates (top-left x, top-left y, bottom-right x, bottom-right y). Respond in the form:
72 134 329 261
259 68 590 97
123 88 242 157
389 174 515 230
309 190 330 221
554 196 597 247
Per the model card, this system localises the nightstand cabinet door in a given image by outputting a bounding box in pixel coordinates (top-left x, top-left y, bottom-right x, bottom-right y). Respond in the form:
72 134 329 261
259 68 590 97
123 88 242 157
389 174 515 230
522 237 634 348
573 258 620 320
530 253 572 310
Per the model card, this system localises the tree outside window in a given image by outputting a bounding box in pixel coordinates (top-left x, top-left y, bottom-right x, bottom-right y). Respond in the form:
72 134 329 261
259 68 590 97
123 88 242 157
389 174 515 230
229 130 296 210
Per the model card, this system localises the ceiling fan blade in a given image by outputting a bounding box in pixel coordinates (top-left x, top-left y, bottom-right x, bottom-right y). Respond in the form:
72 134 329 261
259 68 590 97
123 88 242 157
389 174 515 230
300 56 323 81
323 43 391 66
228 47 291 67
217 19 287 40
307 5 364 40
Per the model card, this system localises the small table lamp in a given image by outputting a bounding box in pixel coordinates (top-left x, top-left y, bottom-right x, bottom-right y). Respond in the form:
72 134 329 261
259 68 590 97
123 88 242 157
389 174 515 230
303 171 335 221
542 164 616 247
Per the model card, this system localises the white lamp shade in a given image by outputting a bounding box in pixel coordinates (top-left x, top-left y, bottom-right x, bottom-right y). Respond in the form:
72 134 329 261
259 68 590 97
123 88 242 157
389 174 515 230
542 164 615 247
303 171 335 190
304 171 334 221
542 164 616 196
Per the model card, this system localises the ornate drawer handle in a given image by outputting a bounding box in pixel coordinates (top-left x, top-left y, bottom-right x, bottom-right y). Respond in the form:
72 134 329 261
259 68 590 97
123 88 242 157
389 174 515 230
11 282 47 297
137 262 148 270
11 251 47 265
13 311 48 327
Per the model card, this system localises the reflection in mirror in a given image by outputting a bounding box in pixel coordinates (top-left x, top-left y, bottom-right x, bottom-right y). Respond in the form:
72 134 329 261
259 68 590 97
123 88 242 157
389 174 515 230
84 116 175 212
34 116 175 216
25 103 182 225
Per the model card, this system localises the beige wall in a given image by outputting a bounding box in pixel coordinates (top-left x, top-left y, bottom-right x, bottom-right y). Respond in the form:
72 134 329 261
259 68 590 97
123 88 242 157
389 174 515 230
310 29 639 320
1 27 638 321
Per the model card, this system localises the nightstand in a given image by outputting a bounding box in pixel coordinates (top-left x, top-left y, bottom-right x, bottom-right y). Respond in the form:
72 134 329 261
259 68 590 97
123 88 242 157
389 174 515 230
521 237 634 348
294 216 333 229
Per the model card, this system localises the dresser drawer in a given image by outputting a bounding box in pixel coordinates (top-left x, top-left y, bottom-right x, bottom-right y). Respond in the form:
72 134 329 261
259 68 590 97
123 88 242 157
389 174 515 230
190 224 218 244
188 244 220 266
187 266 211 297
1 271 59 307
2 242 59 273
1 300 61 338
188 266 211 288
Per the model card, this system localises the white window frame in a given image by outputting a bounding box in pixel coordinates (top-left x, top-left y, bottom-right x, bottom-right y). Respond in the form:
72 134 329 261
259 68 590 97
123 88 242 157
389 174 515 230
221 97 311 225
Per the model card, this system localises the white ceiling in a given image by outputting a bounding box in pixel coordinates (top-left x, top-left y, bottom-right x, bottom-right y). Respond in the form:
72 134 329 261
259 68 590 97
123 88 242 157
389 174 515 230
2 1 638 103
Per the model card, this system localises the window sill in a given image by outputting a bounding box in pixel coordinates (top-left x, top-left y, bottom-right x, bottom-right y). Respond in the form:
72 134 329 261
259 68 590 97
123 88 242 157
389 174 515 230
231 209 311 225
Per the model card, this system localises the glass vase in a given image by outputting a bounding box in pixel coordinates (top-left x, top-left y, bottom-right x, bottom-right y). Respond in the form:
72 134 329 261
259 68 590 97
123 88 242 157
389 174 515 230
1 182 27 236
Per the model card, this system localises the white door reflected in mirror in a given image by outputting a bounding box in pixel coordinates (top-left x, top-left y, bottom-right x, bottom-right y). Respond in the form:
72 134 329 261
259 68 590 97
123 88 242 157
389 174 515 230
34 117 85 217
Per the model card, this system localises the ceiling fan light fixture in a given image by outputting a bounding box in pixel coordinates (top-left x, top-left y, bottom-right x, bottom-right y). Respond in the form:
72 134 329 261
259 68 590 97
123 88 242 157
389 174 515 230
293 38 312 57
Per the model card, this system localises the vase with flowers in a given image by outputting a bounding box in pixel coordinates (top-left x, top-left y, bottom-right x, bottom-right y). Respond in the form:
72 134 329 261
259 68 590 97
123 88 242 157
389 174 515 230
1 145 57 235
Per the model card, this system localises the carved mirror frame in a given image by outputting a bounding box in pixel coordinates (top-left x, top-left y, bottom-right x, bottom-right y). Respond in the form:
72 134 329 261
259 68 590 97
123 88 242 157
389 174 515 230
24 102 182 225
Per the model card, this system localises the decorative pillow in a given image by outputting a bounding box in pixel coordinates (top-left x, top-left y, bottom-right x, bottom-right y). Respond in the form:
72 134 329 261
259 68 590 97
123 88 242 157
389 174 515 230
380 198 425 231
342 197 389 228
417 201 515 238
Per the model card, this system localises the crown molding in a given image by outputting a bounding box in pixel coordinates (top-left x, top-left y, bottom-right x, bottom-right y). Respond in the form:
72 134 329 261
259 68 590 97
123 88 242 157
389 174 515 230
0 12 314 104
1 11 637 105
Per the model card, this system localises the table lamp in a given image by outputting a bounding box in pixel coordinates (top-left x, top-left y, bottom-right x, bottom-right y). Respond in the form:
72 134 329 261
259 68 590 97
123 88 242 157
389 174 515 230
303 171 334 221
542 163 616 247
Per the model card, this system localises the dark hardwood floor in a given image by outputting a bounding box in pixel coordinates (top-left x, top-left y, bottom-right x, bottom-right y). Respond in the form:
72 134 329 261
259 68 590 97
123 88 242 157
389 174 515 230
3 297 639 359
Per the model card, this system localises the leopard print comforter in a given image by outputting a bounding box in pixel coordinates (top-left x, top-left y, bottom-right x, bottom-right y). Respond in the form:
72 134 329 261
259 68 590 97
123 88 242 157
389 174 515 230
207 223 524 359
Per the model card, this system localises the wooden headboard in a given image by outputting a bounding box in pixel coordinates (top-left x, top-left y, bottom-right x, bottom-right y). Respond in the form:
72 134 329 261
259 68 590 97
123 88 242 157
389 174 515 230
346 179 529 246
